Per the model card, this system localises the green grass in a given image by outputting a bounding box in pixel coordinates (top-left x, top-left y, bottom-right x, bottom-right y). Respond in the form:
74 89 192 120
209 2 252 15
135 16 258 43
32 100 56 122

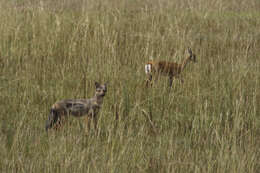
0 0 259 172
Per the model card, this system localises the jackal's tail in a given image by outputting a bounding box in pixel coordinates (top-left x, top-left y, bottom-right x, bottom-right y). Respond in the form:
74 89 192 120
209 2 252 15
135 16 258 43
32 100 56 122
45 109 59 131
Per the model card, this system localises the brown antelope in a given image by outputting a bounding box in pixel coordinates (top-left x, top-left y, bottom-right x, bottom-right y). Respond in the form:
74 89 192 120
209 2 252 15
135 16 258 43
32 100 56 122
145 47 196 87
45 82 107 132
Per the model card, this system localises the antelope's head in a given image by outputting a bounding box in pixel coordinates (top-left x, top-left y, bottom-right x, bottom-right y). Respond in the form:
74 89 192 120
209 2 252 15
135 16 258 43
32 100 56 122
187 47 197 63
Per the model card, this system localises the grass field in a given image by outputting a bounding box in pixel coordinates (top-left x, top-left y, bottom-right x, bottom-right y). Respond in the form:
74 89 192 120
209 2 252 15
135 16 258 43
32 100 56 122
0 0 259 172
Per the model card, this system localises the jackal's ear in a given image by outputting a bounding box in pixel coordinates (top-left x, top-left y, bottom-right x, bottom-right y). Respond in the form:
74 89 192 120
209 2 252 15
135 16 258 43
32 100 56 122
95 81 100 88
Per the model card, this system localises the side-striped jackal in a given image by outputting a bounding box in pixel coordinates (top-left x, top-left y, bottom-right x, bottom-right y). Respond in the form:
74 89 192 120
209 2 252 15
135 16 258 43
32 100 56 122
45 82 107 132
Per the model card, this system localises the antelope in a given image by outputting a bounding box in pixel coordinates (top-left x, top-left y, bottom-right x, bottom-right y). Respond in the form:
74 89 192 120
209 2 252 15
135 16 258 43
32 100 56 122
145 47 196 87
45 82 107 133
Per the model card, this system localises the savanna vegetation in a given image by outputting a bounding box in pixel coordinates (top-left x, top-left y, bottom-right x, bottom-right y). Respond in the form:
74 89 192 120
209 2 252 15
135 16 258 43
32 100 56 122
0 0 259 172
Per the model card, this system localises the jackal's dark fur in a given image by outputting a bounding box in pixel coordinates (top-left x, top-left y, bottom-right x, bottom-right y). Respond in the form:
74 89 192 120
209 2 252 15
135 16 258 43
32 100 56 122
45 82 107 132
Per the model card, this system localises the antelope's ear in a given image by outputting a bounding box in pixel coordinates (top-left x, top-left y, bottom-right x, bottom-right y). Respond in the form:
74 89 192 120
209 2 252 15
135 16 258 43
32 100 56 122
95 81 100 88
188 47 192 55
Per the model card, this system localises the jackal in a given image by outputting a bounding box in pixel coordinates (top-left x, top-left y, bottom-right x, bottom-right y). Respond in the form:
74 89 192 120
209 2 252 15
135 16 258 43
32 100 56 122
45 82 107 132
145 48 196 87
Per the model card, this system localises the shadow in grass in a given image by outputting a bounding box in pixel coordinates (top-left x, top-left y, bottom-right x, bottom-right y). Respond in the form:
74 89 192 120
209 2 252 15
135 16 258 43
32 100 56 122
1 122 15 151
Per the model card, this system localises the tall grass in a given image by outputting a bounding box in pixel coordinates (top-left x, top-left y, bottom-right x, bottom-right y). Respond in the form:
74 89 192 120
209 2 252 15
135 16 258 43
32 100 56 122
0 0 259 172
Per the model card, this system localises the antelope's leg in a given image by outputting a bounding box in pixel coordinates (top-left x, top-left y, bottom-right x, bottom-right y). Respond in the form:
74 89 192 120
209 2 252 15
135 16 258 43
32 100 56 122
146 74 153 87
154 73 161 83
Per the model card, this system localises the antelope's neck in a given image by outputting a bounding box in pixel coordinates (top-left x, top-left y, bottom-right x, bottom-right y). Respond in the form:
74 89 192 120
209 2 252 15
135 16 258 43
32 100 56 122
181 57 190 72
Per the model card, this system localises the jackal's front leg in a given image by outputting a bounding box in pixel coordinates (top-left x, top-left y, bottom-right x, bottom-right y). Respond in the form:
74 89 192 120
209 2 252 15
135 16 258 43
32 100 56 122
169 76 173 87
176 75 184 84
93 116 98 130
85 116 91 134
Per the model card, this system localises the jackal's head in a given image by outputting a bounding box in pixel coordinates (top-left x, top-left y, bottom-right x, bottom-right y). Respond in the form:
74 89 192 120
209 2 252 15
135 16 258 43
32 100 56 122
187 47 197 63
95 82 107 97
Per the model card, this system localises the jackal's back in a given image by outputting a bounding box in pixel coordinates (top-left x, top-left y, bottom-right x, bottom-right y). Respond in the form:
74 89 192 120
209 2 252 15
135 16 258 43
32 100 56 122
52 99 94 117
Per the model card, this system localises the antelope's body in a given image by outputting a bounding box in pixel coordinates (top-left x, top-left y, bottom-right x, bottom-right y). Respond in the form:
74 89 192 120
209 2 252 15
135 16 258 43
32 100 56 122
45 82 107 132
145 48 196 87
145 61 182 76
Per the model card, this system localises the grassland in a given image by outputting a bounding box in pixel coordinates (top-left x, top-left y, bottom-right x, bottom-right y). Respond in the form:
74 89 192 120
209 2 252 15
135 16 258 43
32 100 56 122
0 0 259 172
